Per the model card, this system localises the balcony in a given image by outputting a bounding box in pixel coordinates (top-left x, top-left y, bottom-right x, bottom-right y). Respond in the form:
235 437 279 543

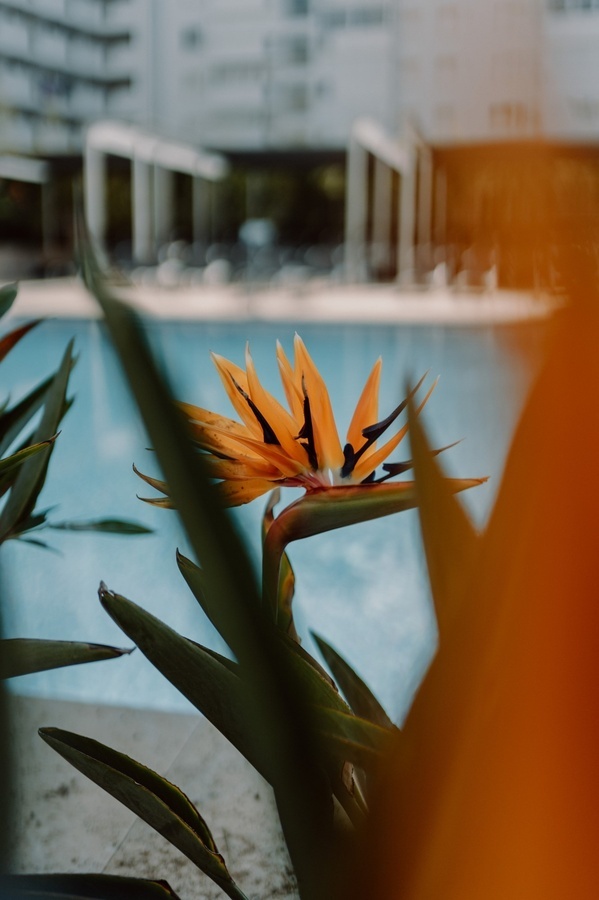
0 111 35 153
69 83 105 118
32 28 68 66
0 18 30 55
67 38 106 76
32 0 67 19
0 67 33 107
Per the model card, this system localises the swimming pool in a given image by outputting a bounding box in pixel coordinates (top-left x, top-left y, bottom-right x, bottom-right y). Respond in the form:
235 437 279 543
2 315 543 722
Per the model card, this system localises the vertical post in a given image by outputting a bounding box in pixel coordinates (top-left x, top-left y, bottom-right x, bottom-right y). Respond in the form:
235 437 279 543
344 132 369 282
132 155 154 264
397 143 417 284
40 176 53 260
84 143 106 250
192 175 211 249
153 165 174 250
371 157 392 278
417 144 433 273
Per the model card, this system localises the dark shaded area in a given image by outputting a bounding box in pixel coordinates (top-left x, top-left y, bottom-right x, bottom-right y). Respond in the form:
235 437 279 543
435 141 599 289
4 142 599 288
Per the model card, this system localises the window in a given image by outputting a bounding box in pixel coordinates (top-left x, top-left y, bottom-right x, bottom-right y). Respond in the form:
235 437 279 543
349 7 385 26
284 35 309 64
321 9 346 27
285 0 309 16
181 27 202 50
489 102 530 131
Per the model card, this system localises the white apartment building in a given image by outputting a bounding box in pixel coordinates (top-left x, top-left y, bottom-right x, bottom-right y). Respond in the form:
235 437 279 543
3 0 599 157
154 0 599 151
392 0 599 147
0 0 155 154
0 0 398 155
150 0 396 151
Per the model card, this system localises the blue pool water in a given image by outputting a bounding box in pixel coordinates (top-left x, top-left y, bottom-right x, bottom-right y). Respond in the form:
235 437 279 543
1 314 543 722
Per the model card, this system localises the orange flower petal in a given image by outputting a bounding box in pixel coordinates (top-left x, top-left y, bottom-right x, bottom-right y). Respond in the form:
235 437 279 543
293 334 344 471
210 352 262 438
352 378 438 482
188 423 263 461
244 345 309 466
276 340 304 424
206 424 307 478
203 455 281 481
179 402 249 439
216 478 278 507
346 357 382 450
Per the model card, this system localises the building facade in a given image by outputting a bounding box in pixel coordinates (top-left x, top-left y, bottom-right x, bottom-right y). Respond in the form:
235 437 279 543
0 0 155 154
4 0 599 157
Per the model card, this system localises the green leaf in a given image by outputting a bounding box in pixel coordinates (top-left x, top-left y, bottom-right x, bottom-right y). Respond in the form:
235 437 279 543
39 728 249 900
100 584 369 826
311 633 395 730
98 585 271 782
0 282 18 318
314 707 391 771
0 318 40 363
177 553 347 715
407 395 482 637
0 873 182 899
0 434 58 482
0 638 132 679
80 233 339 898
262 489 298 638
49 518 153 535
0 373 54 458
0 341 74 541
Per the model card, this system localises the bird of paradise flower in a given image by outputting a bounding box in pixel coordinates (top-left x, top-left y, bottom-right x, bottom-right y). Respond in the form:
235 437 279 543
135 335 487 617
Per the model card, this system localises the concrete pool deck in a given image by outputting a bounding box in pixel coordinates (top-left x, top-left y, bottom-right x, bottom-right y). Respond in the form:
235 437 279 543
9 276 556 325
8 694 296 899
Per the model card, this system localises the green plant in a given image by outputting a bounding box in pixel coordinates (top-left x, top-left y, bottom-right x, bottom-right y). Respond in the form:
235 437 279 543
0 281 150 679
25 246 486 900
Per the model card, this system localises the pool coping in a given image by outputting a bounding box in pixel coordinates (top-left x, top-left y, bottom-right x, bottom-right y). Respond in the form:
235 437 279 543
9 276 556 326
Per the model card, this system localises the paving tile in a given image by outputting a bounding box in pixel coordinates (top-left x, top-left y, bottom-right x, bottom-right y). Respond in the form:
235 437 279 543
8 696 199 875
8 696 298 899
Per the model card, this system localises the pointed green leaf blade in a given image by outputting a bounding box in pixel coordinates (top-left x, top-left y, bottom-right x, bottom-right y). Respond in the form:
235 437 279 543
49 518 152 535
0 873 182 900
312 632 395 730
315 707 392 772
407 397 482 637
0 638 132 679
0 340 74 540
0 282 18 318
80 234 338 898
0 374 54 458
38 728 249 900
0 318 40 363
0 434 58 480
98 585 270 782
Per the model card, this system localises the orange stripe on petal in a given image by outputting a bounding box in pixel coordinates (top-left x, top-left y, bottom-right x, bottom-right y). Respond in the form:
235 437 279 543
352 422 409 482
244 345 309 466
276 340 304 424
203 455 280 481
346 357 382 450
293 334 344 471
216 478 277 507
210 352 262 437
207 424 308 478
188 424 263 461
352 378 438 482
180 402 252 440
